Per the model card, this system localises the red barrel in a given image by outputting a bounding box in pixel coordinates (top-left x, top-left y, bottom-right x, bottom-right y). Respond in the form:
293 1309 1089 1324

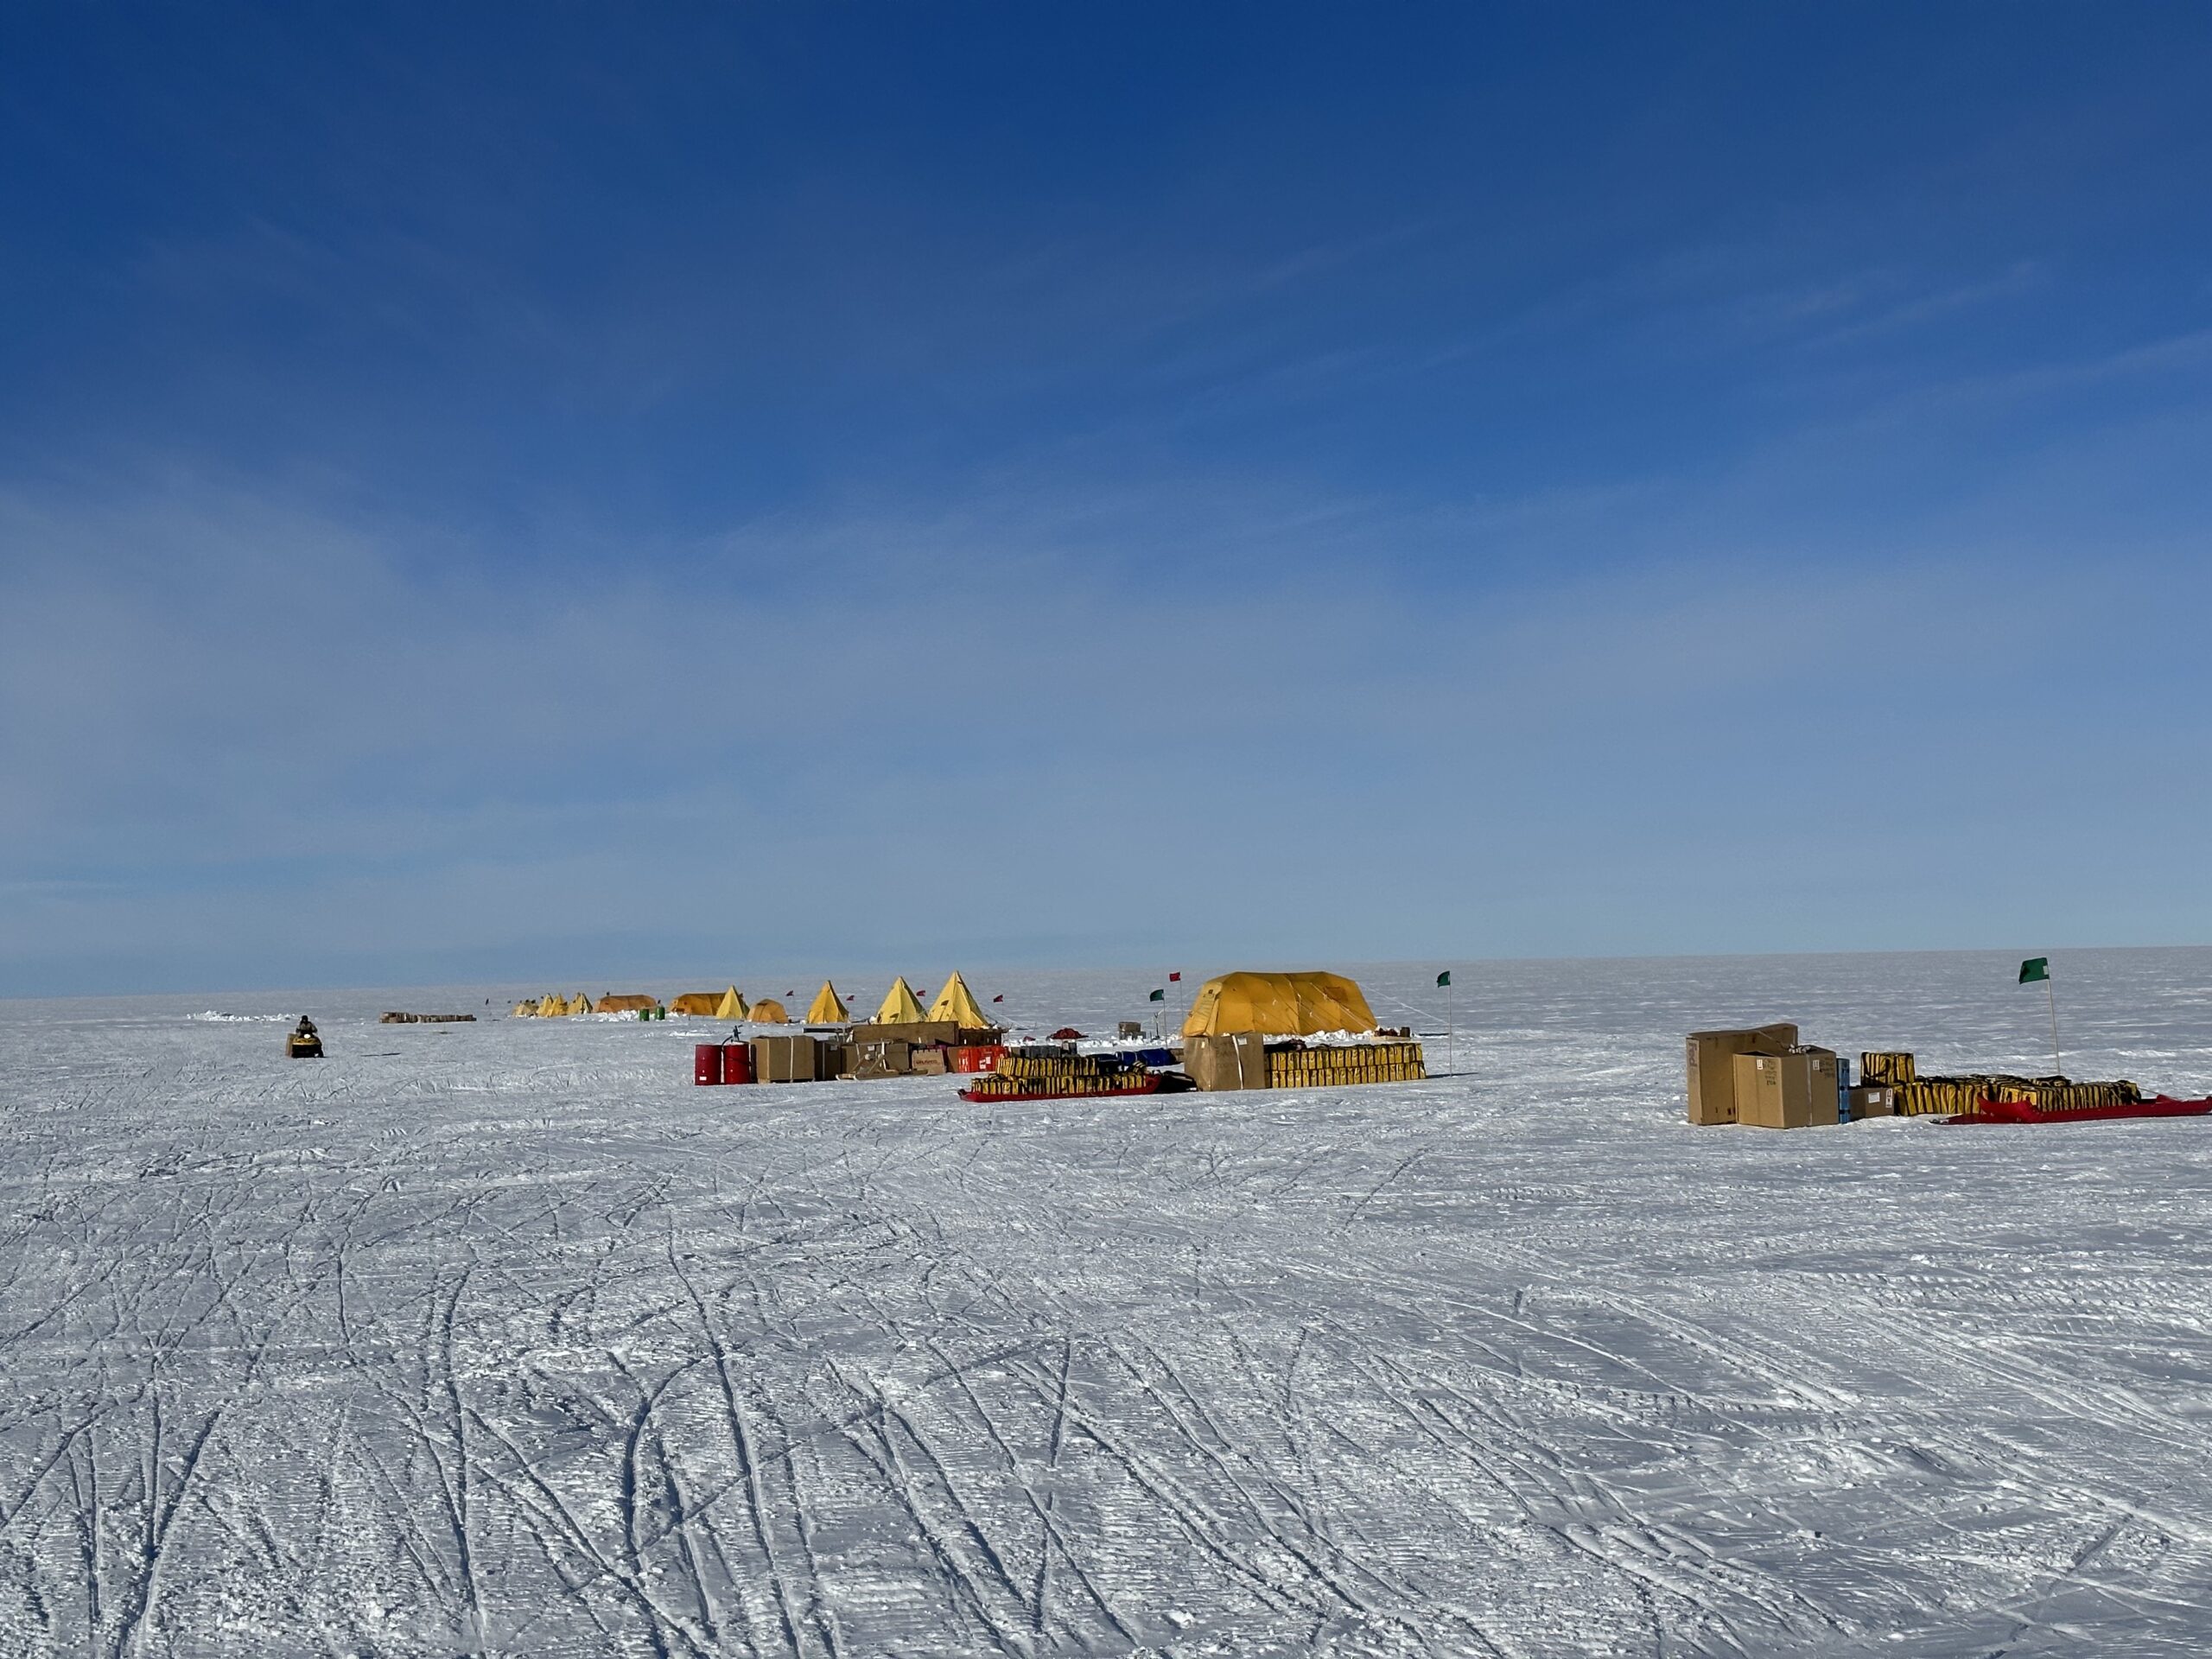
694 1044 724 1086
721 1042 753 1084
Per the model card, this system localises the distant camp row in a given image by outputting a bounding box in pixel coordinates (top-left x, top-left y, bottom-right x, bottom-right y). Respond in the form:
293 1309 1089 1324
512 972 993 1028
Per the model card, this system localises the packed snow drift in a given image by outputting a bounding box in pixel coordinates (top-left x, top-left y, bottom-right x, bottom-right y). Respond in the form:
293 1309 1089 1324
3 949 2210 1656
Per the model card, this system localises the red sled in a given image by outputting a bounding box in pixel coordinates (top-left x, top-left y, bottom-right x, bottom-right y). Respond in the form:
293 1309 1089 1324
1948 1094 2212 1125
958 1076 1163 1103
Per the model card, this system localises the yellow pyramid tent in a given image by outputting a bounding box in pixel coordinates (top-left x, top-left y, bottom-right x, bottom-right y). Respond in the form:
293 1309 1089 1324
748 996 791 1024
926 971 988 1028
512 1000 535 1017
805 981 850 1024
713 986 747 1020
1180 971 1379 1039
567 994 593 1015
537 993 564 1017
870 976 925 1025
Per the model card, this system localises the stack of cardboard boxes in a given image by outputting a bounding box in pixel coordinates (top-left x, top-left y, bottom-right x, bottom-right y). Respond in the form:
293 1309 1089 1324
750 1033 848 1084
1733 1046 1842 1129
1687 1023 1794 1126
849 1020 1006 1079
1688 1023 1850 1128
1688 1026 1913 1127
1185 1033 1270 1091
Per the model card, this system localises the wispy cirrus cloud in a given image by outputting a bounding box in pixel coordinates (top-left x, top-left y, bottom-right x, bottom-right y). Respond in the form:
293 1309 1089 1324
7 446 2209 994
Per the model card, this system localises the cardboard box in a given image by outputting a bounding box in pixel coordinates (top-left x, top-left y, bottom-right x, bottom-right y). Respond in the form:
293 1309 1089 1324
1686 1023 1799 1124
1185 1034 1234 1090
911 1046 950 1076
1848 1085 1897 1119
1185 1032 1270 1091
851 1020 1004 1049
854 1039 910 1079
1734 1047 1839 1129
750 1034 823 1084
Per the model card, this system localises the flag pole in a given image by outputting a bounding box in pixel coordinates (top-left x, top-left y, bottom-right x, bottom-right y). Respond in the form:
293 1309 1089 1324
1434 969 1454 1077
2046 972 2063 1078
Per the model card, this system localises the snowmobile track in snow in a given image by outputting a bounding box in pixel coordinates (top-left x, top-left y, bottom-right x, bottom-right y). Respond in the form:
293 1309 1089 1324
5 953 2212 1654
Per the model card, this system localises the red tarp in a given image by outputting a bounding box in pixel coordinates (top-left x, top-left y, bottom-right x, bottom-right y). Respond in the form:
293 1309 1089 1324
1948 1095 2212 1125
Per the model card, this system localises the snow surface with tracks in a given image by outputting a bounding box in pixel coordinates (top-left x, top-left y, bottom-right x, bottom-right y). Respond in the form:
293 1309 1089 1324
4 949 2212 1657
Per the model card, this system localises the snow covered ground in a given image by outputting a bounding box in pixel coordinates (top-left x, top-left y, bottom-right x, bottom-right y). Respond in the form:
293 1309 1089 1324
3 949 2212 1657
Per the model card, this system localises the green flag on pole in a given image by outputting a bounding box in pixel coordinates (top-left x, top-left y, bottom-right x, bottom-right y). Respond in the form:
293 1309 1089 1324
2021 957 2061 1074
1436 970 1451 988
1148 988 1165 1001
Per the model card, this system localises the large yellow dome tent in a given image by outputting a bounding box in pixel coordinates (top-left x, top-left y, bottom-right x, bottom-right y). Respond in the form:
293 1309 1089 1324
1180 972 1380 1039
805 981 850 1024
713 987 747 1020
926 971 988 1027
747 996 792 1025
669 992 721 1016
594 993 658 1014
870 976 925 1025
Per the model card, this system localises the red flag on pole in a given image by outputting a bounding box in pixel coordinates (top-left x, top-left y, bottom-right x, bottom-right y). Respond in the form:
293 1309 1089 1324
1169 971 1181 982
992 994 1003 1003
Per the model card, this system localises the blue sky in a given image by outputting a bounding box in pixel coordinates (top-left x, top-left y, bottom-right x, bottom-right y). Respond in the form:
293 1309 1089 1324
3 4 2210 995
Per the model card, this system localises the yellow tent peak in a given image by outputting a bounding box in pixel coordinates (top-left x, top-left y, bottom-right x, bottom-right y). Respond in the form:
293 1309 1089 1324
871 976 925 1025
748 996 791 1024
568 994 593 1015
805 981 849 1024
926 971 988 1028
714 986 747 1020
1180 971 1379 1039
537 994 563 1017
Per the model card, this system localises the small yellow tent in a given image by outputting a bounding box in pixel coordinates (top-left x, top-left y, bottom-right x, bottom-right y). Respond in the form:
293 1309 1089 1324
537 993 564 1017
669 992 721 1016
1180 971 1379 1039
748 996 791 1024
568 994 594 1015
926 971 988 1028
805 981 850 1024
870 976 925 1025
512 1000 535 1017
714 986 747 1020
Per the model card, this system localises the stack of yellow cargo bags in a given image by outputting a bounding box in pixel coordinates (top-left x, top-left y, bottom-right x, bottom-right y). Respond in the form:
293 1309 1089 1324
963 1051 1151 1099
1265 1042 1427 1088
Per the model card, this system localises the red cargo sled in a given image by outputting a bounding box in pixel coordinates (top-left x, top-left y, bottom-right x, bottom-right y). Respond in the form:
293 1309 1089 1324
1948 1094 2212 1125
958 1075 1163 1103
